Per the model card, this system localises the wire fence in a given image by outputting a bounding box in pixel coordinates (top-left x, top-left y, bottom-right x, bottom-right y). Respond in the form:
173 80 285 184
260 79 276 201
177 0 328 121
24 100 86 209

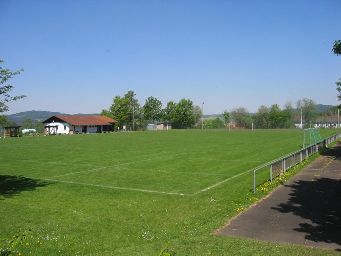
253 133 341 193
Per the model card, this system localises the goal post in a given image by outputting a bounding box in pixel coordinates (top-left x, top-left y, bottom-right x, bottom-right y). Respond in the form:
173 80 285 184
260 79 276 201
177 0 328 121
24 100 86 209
303 128 322 148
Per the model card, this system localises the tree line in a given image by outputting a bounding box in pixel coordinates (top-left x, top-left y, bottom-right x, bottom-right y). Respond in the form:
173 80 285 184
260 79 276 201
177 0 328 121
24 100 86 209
101 90 202 130
227 98 318 129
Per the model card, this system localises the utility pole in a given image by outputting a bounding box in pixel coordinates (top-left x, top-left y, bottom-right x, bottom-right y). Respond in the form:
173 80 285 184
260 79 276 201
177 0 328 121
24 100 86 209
338 108 340 128
201 102 204 130
300 107 303 129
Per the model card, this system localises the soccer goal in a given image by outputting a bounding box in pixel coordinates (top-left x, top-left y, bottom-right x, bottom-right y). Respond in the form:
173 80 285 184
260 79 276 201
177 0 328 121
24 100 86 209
302 128 322 148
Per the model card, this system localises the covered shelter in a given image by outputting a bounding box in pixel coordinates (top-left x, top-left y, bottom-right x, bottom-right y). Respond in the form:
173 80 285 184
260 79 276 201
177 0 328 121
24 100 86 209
3 126 21 137
42 115 116 135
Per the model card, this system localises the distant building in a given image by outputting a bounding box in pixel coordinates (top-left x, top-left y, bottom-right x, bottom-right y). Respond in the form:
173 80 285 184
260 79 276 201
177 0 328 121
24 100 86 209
146 123 171 131
42 115 116 135
3 125 21 137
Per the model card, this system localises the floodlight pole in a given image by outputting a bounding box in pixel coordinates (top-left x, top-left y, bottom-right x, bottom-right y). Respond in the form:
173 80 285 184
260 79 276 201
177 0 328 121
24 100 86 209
300 107 303 129
201 102 204 130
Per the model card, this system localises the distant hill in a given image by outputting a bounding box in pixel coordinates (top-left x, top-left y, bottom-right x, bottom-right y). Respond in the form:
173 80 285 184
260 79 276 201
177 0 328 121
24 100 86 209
316 104 336 113
6 111 65 124
5 110 100 125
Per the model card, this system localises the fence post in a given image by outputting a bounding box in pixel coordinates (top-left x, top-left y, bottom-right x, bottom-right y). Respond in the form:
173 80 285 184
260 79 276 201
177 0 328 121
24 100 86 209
300 151 302 162
283 158 286 171
270 165 273 182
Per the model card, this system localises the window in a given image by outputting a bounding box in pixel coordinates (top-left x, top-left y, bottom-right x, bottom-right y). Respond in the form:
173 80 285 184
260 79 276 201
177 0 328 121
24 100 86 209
64 125 67 130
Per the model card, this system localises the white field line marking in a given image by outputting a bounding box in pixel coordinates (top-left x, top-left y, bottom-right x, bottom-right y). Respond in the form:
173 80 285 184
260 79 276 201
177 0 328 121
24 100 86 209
37 177 186 196
192 167 255 195
146 167 233 178
51 166 108 178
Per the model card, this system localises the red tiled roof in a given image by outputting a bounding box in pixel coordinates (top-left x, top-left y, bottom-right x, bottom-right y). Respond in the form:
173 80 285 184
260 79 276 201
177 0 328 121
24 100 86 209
43 115 116 126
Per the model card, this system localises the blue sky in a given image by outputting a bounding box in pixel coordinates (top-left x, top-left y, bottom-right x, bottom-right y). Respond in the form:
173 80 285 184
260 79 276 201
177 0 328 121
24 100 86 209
1 0 340 114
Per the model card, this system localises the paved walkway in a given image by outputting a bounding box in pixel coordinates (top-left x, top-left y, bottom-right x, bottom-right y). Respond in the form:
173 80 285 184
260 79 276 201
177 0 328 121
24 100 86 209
216 145 341 251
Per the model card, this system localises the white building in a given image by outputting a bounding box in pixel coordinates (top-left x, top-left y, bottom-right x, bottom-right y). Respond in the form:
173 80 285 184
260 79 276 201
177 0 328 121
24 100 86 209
43 115 116 135
146 123 172 131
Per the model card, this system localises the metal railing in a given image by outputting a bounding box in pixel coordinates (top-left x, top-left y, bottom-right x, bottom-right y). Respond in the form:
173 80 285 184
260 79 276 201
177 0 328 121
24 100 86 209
253 133 341 193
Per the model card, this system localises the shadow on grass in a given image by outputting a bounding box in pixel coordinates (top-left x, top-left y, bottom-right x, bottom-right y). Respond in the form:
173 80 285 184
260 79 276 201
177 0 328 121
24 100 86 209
0 175 50 199
272 144 341 250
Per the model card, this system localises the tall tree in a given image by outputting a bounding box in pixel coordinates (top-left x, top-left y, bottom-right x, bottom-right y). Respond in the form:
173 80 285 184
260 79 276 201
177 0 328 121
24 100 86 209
333 40 341 103
222 111 230 128
172 99 195 129
269 104 283 128
101 109 112 118
193 105 202 127
333 40 341 55
282 102 294 128
143 96 162 123
163 101 177 124
337 79 341 102
231 107 252 129
297 98 317 127
254 105 270 129
0 115 8 127
108 90 140 130
0 59 25 114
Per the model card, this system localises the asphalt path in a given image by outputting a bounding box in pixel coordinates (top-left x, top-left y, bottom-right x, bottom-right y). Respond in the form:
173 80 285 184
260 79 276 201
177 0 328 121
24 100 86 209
217 145 341 251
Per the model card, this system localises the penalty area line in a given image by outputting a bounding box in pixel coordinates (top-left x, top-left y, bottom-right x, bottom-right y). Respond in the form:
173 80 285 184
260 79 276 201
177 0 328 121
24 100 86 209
36 177 187 196
192 167 255 195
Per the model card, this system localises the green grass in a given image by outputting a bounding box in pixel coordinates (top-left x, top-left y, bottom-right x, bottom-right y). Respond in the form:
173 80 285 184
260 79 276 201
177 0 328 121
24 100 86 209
0 129 339 255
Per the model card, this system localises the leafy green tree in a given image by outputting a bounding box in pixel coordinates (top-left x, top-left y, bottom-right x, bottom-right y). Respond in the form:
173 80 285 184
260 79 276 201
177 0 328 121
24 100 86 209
143 96 162 123
337 79 341 102
332 41 341 103
101 109 112 118
254 105 270 129
282 102 294 128
222 111 230 128
172 99 195 129
269 104 284 128
0 59 25 122
192 105 202 127
162 101 177 124
231 107 253 129
297 98 317 127
34 122 45 133
333 40 341 55
0 115 7 127
108 90 141 130
204 117 225 129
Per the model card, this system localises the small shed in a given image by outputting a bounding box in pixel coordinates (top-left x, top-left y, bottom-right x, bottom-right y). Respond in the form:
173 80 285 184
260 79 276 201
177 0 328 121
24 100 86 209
4 126 21 137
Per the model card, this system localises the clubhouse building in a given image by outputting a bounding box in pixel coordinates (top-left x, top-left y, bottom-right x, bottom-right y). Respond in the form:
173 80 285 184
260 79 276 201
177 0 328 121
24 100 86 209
43 115 116 135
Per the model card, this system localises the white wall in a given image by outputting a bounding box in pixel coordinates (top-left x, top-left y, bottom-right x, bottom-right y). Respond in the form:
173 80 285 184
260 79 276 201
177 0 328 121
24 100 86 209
45 122 69 135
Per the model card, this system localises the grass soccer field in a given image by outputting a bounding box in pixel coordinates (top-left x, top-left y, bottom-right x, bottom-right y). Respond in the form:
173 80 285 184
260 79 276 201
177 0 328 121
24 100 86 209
0 129 339 255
